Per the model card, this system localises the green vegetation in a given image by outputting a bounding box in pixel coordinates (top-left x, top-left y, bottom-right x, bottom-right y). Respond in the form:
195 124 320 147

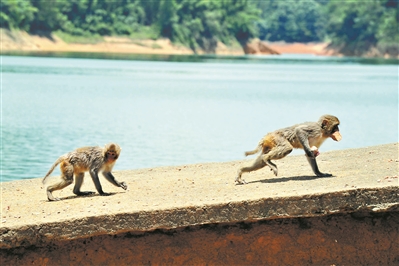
254 0 327 43
53 30 103 44
0 0 398 56
325 0 399 56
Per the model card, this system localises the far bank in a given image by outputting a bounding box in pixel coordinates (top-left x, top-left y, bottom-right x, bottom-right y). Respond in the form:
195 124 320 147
1 29 335 57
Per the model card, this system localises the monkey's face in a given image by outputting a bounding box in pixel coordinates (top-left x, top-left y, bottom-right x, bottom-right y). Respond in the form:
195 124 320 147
106 150 119 162
330 124 342 142
320 115 342 142
104 143 121 163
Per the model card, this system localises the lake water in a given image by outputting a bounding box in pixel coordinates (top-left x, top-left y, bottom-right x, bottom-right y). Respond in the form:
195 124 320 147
1 53 398 182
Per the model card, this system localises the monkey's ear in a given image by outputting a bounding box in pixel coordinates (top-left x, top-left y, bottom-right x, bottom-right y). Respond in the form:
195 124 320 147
321 119 328 129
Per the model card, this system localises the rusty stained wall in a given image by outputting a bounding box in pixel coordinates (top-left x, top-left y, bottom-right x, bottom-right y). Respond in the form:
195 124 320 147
1 211 398 266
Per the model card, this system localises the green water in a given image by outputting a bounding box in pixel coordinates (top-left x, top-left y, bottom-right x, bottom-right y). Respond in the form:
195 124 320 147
1 53 398 181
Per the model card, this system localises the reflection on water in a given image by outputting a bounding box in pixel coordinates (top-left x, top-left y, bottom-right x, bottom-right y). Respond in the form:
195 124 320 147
3 50 399 65
1 53 398 181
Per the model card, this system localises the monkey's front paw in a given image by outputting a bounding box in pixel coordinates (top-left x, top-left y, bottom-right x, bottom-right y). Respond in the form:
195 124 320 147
120 182 128 190
317 172 332 177
76 191 95 196
310 146 320 157
100 192 112 196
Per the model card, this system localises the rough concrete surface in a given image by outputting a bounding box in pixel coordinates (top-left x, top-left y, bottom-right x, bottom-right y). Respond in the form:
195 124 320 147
2 211 398 265
0 143 398 264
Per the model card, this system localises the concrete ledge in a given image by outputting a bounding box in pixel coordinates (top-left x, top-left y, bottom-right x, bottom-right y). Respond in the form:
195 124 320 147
1 143 398 253
1 186 398 249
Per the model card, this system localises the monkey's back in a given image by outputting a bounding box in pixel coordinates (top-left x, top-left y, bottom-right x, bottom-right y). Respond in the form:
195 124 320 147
66 146 104 172
264 122 323 149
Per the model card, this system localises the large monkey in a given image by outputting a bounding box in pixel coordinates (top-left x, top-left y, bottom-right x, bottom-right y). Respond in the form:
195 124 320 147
236 115 341 184
43 143 127 201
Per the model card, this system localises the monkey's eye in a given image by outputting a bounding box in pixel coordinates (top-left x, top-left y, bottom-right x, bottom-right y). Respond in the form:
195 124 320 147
332 125 339 132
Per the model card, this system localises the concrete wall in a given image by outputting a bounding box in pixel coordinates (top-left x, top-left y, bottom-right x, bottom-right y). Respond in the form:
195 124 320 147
1 210 398 265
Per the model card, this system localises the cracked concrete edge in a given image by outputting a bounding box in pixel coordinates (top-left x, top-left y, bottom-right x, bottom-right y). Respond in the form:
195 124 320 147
1 186 398 249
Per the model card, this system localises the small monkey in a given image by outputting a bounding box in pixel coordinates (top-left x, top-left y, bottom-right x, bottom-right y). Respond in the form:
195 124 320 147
43 143 127 201
236 115 341 184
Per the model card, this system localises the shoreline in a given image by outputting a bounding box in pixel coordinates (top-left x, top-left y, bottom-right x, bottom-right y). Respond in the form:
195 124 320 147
1 29 335 57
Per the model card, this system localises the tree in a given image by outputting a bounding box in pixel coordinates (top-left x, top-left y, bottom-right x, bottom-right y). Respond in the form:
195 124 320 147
376 0 399 56
30 0 69 33
157 0 260 52
0 0 37 31
326 0 398 56
224 0 260 46
255 0 326 43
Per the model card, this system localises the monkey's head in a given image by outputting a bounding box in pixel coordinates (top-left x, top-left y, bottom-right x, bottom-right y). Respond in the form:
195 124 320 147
104 143 121 163
319 115 342 142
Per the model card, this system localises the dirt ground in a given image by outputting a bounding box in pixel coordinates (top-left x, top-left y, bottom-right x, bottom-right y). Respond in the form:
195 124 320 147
0 29 333 56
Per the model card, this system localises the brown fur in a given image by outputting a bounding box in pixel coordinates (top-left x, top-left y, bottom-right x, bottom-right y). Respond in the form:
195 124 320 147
236 115 341 184
43 143 127 201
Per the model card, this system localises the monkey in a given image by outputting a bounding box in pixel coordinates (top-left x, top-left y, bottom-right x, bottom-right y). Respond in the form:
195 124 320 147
235 114 341 184
42 143 127 201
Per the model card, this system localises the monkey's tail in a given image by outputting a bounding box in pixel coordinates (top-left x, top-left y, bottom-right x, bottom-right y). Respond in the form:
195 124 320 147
244 144 262 156
42 156 64 184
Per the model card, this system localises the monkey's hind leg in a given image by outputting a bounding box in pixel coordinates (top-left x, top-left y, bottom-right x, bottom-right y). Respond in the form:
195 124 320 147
73 172 96 197
235 155 267 184
264 159 278 176
261 138 293 176
46 162 74 201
